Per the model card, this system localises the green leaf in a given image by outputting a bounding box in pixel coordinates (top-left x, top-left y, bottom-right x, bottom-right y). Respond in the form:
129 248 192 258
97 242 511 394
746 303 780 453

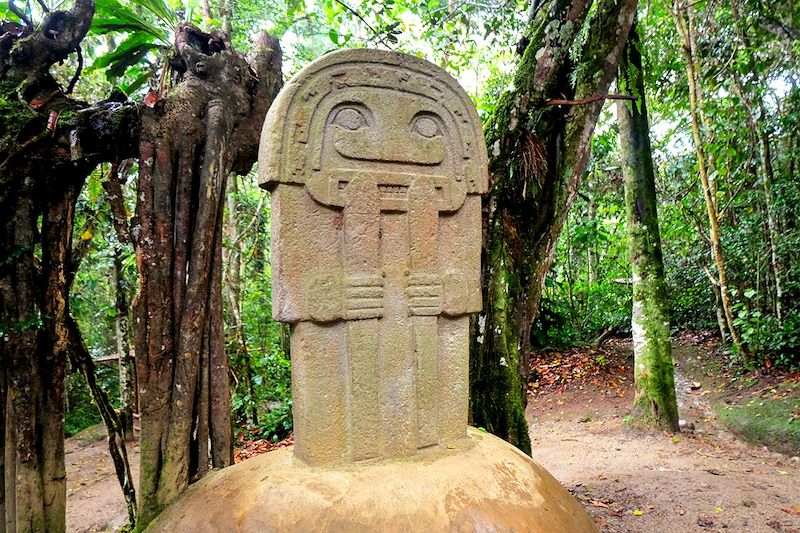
120 67 155 95
89 33 161 80
328 28 340 45
137 0 179 26
93 0 172 43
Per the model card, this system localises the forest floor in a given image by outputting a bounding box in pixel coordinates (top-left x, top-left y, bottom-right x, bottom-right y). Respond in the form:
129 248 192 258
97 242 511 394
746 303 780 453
65 333 799 532
65 424 139 532
529 332 800 532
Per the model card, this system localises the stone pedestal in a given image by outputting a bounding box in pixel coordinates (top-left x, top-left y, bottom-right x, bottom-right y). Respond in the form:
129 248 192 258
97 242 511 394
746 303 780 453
147 428 595 532
146 49 596 532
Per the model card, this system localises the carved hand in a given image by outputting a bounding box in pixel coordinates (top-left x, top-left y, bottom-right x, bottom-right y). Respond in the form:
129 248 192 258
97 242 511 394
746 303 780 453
306 270 385 322
344 272 385 320
406 271 443 316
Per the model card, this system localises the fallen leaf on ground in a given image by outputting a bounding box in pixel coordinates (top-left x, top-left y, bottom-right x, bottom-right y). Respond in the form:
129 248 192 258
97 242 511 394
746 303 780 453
697 516 715 528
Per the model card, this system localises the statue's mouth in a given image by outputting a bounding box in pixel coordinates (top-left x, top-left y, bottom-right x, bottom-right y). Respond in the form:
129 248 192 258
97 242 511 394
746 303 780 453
336 181 409 200
377 184 409 199
328 169 448 208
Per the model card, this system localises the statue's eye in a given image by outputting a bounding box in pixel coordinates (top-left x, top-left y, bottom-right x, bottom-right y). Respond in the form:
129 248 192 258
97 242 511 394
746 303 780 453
332 107 368 130
411 115 442 138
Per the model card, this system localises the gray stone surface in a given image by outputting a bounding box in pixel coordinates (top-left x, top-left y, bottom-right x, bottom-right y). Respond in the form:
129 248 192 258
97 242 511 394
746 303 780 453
259 48 488 466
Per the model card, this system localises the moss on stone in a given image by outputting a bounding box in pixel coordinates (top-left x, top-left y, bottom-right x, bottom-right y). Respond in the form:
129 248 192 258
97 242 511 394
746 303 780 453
716 398 800 456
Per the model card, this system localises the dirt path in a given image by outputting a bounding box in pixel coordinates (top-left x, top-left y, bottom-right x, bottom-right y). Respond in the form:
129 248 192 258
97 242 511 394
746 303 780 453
65 337 798 532
529 339 800 532
65 426 139 532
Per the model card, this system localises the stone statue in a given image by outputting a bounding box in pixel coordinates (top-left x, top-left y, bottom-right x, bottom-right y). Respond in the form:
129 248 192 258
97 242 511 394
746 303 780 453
259 48 486 465
146 49 597 533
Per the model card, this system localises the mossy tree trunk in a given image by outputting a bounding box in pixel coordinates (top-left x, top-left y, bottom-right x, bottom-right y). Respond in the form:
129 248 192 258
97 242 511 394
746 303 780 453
0 2 139 531
470 0 637 453
617 22 680 432
131 26 282 530
113 249 136 439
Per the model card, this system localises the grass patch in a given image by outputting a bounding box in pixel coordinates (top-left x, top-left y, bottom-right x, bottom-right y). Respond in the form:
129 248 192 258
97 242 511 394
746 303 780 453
715 397 800 456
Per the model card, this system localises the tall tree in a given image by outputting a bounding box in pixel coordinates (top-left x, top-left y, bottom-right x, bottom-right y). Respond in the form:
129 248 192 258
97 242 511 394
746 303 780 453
131 24 282 529
728 0 785 323
617 22 679 431
0 1 138 530
470 0 638 453
671 0 746 355
102 160 138 440
223 177 261 426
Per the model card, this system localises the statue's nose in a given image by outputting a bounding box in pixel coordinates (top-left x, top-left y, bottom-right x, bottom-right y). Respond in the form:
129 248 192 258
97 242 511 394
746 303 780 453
333 129 444 166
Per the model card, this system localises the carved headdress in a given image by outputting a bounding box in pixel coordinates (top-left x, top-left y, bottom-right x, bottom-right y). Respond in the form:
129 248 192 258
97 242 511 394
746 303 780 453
258 48 489 212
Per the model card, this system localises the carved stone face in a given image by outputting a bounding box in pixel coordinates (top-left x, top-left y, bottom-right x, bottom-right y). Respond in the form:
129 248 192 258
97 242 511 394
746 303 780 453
304 88 463 212
259 50 489 210
326 92 446 166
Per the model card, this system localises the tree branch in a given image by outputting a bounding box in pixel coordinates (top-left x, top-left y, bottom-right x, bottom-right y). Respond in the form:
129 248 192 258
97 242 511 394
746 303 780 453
702 264 720 287
8 0 34 30
66 45 83 94
546 94 636 106
102 160 134 244
332 0 395 49
229 190 266 248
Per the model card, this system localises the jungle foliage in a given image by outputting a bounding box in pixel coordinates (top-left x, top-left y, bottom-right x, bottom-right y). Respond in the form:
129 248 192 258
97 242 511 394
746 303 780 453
1 0 793 435
1 0 798 529
4 0 795 457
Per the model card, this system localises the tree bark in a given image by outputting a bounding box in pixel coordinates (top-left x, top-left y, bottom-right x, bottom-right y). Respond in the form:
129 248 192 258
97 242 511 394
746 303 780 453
470 0 637 453
131 26 281 529
617 22 680 432
113 250 136 439
101 161 138 438
1 2 138 531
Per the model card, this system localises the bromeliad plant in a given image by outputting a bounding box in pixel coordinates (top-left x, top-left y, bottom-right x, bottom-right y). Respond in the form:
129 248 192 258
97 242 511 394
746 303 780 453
88 0 202 94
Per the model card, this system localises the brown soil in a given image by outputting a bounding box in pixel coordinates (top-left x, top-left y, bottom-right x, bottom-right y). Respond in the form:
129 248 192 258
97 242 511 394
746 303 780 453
65 335 799 532
65 426 139 532
529 335 800 532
